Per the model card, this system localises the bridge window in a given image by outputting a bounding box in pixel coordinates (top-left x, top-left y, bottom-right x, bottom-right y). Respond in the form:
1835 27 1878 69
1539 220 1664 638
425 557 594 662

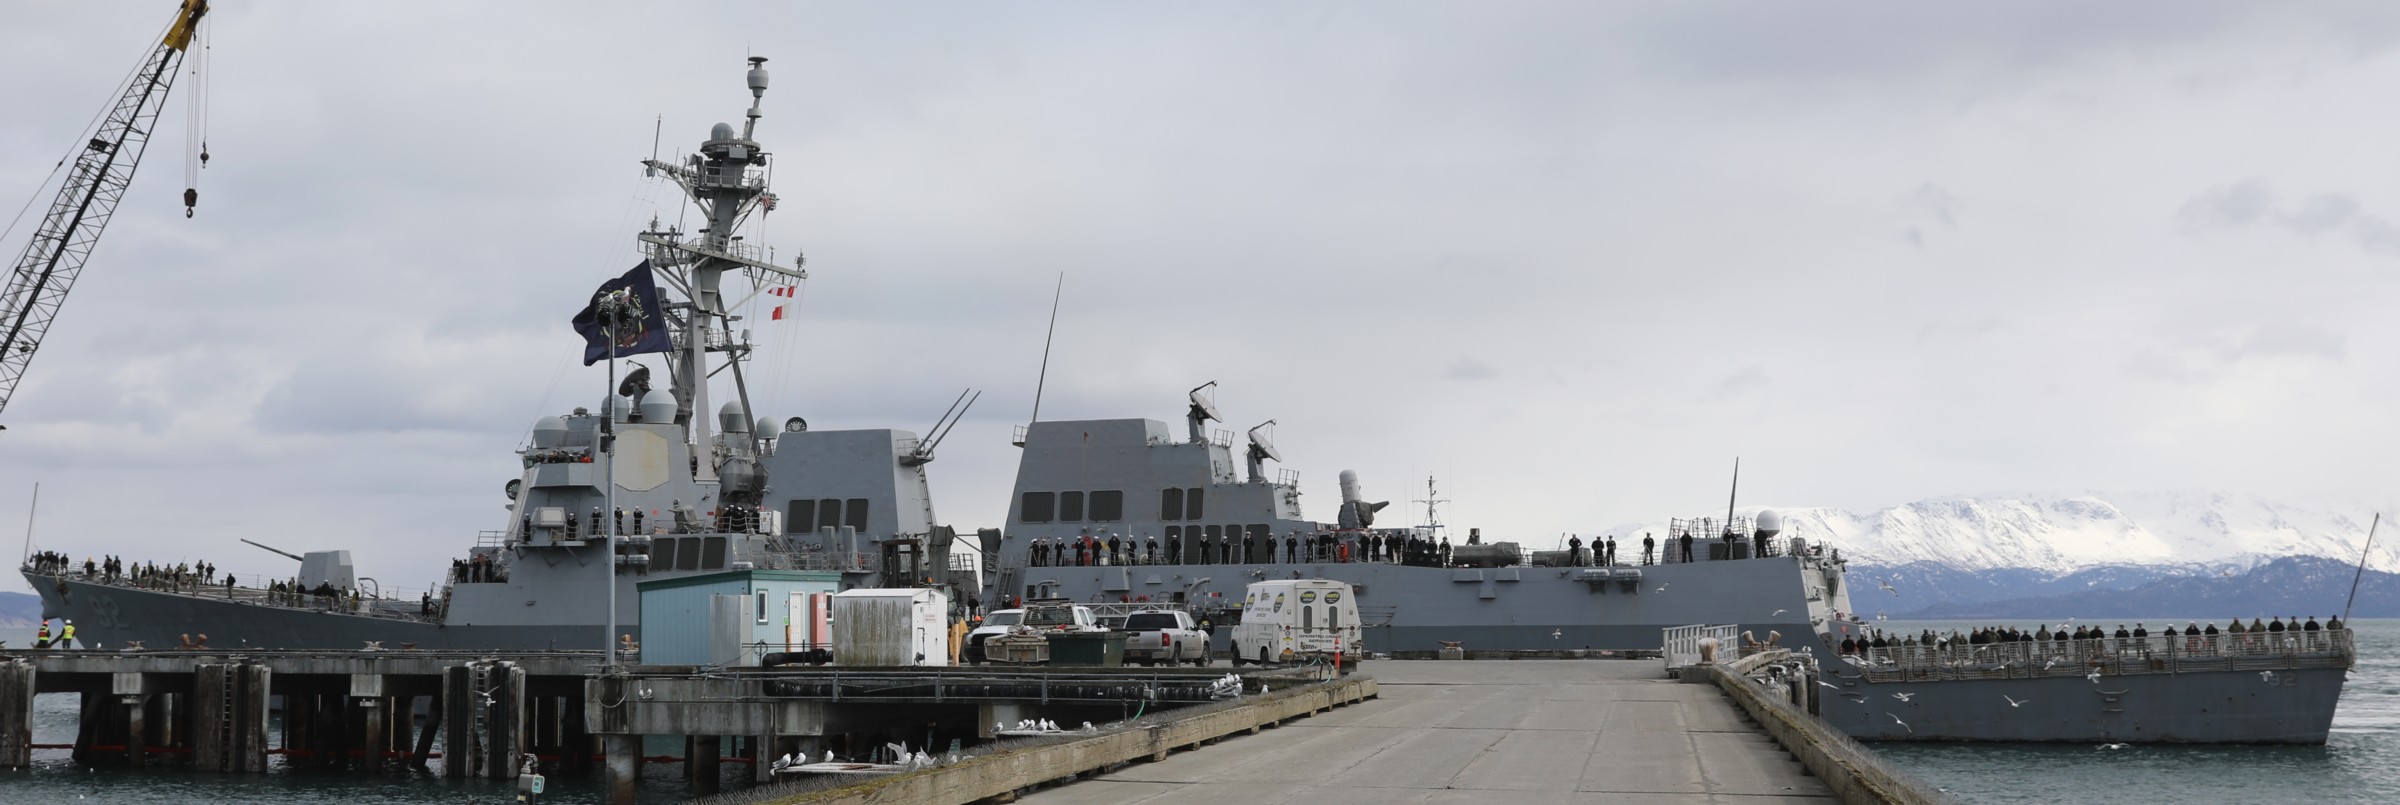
1059 491 1085 522
675 538 701 571
1089 490 1123 522
1204 525 1221 544
788 499 817 532
1160 489 1183 521
1185 488 1205 520
1023 492 1055 523
844 499 869 532
818 499 841 531
701 536 728 569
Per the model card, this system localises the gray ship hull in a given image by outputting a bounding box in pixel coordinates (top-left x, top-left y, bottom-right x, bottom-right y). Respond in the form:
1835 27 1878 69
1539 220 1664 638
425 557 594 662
1003 553 1823 653
24 573 638 652
1814 661 2346 744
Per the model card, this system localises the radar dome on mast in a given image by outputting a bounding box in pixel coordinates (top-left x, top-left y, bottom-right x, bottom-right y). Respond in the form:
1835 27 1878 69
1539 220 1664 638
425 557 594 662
1754 509 1782 538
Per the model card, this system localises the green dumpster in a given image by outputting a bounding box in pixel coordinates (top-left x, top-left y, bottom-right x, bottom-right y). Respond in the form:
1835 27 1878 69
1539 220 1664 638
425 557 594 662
1048 632 1127 667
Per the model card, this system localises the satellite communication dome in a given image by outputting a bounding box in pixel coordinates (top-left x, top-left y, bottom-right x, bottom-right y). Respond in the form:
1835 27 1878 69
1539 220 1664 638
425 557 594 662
638 389 678 424
1754 509 1783 537
531 416 567 449
604 395 633 423
711 122 736 141
719 401 750 433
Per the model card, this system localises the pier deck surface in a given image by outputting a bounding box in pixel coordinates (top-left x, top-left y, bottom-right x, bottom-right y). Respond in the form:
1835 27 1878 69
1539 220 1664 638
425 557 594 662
1021 660 1833 805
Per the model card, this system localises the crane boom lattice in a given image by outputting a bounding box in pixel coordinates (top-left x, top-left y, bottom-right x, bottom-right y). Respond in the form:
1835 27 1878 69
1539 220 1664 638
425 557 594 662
0 1 207 420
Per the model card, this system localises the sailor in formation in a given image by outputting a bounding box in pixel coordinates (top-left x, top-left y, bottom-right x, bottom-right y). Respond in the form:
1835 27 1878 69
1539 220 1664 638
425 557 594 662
1568 535 1584 567
1643 533 1655 565
1679 531 1694 562
1605 535 1618 566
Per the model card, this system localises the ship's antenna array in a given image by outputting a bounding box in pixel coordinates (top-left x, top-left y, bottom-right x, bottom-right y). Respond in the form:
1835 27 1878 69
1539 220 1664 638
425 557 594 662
1413 475 1448 537
1019 272 1064 446
2344 512 2379 624
907 388 981 465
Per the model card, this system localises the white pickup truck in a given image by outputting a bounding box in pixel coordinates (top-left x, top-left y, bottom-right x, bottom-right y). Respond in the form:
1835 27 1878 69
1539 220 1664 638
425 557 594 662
1120 609 1211 666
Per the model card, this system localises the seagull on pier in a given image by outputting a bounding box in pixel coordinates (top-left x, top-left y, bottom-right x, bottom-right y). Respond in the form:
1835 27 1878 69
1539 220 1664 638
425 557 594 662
1890 692 1915 703
1889 713 1913 734
2004 695 2031 708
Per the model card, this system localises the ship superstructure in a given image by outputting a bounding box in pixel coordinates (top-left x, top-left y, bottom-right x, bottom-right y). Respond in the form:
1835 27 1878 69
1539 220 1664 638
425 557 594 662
21 59 978 652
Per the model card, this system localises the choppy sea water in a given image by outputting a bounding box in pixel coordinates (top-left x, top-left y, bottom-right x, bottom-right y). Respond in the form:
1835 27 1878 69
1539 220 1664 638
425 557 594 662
0 621 2392 803
1871 618 2399 804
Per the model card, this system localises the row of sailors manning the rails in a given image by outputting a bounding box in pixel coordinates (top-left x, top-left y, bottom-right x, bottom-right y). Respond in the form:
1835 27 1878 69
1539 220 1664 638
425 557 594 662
28 551 226 591
1025 529 1757 568
514 501 764 540
1837 617 2350 656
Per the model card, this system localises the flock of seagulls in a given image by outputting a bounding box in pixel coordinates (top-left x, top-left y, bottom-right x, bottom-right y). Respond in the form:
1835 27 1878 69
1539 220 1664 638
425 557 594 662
1208 674 1245 700
1000 718 1063 733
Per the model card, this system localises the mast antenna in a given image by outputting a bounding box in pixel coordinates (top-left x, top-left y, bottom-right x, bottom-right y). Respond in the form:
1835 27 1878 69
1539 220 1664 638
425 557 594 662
2342 514 2380 629
16 483 36 564
1019 272 1064 446
1724 457 1740 537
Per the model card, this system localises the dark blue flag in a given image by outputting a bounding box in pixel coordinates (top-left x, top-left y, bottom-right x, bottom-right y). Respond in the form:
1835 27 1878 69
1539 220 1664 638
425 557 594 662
571 261 674 365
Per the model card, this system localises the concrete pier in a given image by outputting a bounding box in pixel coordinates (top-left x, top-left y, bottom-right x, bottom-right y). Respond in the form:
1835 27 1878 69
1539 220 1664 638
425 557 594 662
1019 661 1834 804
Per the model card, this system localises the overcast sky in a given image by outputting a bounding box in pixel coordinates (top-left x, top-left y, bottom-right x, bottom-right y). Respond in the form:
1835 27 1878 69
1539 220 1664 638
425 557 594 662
6 2 2400 592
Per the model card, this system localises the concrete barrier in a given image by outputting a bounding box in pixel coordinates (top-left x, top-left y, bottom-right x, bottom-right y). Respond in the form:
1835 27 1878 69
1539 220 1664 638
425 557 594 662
1708 662 1949 805
767 674 1379 805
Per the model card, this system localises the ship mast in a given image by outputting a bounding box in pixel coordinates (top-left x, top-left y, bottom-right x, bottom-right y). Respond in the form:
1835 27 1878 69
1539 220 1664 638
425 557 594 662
636 57 808 482
1413 475 1448 540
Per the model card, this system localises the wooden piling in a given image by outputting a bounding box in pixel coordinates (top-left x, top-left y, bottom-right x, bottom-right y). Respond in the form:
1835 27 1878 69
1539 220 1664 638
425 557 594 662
122 694 148 767
410 693 442 770
692 734 722 797
234 663 271 773
192 664 227 771
604 733 640 805
442 664 473 778
0 659 32 769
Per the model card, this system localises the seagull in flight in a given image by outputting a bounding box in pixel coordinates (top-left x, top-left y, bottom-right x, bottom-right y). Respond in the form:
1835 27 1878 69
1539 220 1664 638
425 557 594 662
2259 671 2278 684
1876 577 1899 596
1771 609 1788 617
1889 713 1913 734
1890 692 1916 703
2004 695 2030 708
1655 583 1670 593
1552 629 1563 640
1818 680 1841 690
2098 743 2129 750
2086 669 2103 684
2043 658 2060 670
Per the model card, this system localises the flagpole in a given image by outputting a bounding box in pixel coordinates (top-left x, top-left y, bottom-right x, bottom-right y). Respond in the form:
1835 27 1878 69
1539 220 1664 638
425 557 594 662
604 328 619 667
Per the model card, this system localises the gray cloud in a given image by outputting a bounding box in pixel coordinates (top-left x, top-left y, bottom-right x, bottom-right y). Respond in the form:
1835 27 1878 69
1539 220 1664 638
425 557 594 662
2176 179 2275 233
11 2 2400 589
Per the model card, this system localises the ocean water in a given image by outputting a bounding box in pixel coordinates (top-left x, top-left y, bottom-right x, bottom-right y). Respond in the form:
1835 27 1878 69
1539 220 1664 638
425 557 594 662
1871 618 2399 804
0 622 2393 803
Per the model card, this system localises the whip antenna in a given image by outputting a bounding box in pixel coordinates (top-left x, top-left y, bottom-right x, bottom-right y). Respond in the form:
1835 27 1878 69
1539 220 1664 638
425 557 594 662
1018 272 1064 446
2344 512 2379 623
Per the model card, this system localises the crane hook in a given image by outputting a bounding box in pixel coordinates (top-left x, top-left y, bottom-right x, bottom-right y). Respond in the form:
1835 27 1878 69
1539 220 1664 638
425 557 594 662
183 187 198 218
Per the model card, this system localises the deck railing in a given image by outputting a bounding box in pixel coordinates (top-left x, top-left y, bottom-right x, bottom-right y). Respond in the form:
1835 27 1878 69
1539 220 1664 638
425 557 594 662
1663 623 1741 673
1839 631 2356 683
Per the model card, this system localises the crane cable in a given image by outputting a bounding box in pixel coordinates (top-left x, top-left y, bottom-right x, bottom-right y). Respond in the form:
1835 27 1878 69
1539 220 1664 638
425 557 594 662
181 11 210 217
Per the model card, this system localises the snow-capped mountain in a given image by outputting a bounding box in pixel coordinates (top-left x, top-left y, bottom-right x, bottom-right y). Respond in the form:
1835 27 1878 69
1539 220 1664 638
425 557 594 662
1614 490 2399 575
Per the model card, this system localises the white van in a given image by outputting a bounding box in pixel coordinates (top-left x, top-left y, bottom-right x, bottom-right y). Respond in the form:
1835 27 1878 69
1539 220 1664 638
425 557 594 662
1230 579 1363 668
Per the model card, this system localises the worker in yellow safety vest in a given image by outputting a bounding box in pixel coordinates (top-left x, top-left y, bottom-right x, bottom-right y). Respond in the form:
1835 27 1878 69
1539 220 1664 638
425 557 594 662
57 620 77 649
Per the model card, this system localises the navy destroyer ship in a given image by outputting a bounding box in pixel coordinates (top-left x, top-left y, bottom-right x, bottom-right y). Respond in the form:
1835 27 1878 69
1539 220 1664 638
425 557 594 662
19 59 978 652
985 386 2355 743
